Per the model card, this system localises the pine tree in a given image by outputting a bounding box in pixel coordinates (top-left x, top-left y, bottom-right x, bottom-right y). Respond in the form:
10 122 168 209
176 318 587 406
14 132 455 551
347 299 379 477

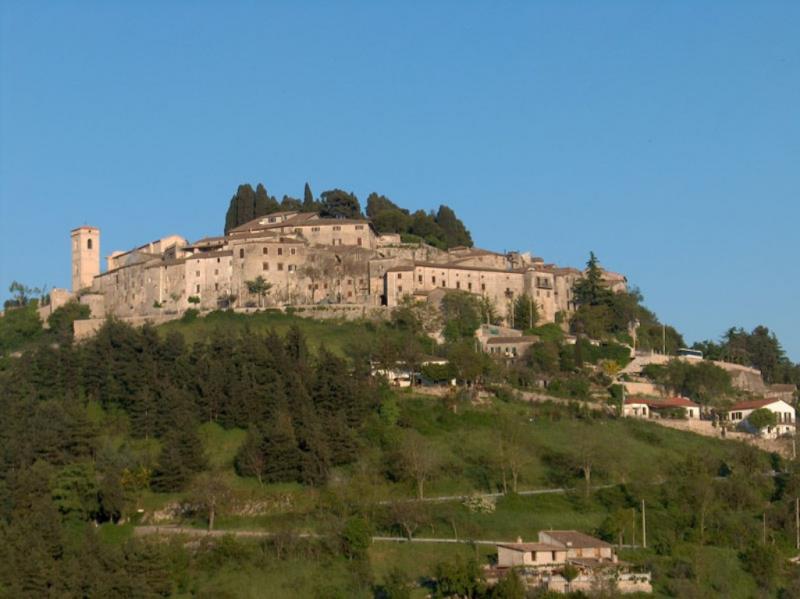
151 426 206 492
319 189 361 219
261 410 302 483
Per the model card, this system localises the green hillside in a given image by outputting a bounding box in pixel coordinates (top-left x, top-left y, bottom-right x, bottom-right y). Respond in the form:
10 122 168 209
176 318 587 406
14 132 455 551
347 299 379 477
2 311 800 598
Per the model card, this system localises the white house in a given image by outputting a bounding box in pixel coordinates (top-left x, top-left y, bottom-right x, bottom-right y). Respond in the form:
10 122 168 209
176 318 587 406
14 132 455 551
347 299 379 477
623 396 700 420
727 398 795 438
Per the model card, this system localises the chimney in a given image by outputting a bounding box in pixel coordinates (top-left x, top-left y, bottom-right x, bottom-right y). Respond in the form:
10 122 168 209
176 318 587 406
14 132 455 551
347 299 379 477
516 536 523 544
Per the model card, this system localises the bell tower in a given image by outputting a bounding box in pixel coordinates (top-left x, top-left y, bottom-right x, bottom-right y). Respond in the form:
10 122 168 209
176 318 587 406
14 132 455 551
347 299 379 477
71 226 100 291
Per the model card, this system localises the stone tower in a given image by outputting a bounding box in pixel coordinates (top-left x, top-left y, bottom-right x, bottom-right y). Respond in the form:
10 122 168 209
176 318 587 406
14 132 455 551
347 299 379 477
71 226 100 291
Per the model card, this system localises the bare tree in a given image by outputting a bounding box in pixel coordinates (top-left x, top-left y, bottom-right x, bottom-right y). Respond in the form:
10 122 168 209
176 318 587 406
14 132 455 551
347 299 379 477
189 472 234 531
399 430 442 500
388 500 429 540
498 416 531 494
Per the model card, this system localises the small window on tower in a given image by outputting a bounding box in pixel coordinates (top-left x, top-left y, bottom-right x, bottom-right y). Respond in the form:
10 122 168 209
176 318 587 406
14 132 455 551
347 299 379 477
87 239 93 250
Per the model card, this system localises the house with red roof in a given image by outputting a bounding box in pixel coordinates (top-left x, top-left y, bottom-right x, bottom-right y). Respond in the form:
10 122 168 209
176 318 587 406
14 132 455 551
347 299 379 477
623 396 701 420
725 398 795 438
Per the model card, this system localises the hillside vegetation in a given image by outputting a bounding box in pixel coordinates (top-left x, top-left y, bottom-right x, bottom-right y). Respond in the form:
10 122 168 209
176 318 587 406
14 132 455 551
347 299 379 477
2 310 800 598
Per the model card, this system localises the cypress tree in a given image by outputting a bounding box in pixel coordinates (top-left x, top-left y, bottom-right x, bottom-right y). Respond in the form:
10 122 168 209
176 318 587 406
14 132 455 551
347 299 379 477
255 183 280 215
302 182 316 212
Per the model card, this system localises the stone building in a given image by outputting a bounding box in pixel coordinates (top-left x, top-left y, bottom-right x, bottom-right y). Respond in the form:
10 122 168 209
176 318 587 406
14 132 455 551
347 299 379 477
65 210 626 327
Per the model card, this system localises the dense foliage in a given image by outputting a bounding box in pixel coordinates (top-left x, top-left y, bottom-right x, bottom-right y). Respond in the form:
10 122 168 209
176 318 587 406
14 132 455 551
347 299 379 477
570 252 684 352
642 360 734 405
365 193 473 248
693 326 800 385
223 182 473 249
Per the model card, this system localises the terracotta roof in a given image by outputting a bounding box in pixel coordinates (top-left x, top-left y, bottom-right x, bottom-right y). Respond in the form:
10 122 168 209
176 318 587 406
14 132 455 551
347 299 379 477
486 336 539 345
187 250 233 260
186 236 226 248
386 265 415 273
298 218 372 227
624 396 699 409
412 261 526 275
769 384 797 392
228 232 305 243
229 212 312 233
730 398 789 411
497 542 564 552
542 531 612 549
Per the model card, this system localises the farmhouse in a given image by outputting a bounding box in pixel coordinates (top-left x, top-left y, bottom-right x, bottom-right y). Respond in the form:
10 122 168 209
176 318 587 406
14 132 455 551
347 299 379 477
726 398 795 438
492 530 651 594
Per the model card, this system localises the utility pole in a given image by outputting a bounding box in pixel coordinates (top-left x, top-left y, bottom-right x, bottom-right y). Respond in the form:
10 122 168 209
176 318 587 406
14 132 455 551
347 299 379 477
642 499 647 549
631 508 636 548
795 498 799 551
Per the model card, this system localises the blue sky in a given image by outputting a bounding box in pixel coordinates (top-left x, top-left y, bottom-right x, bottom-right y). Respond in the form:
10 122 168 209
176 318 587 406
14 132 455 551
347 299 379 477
1 2 798 359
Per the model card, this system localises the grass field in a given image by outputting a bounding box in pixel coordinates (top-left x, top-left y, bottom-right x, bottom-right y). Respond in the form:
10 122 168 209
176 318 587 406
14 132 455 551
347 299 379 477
159 309 375 355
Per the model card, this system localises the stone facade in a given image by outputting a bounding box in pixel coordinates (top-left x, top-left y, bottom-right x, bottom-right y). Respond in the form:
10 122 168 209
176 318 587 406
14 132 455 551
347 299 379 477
66 210 626 327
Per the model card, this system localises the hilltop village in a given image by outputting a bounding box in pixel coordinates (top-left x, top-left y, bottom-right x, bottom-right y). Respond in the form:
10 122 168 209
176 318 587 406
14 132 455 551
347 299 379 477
55 209 626 335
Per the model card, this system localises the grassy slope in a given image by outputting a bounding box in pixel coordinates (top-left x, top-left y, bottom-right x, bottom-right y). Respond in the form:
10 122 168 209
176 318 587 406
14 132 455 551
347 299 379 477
158 309 373 355
108 313 777 596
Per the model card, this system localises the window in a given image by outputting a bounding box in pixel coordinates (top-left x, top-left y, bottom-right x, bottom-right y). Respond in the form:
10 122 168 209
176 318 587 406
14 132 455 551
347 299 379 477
196 285 200 293
398 286 403 292
277 247 283 256
290 248 296 255
277 263 284 271
355 225 364 230
263 247 269 255
418 275 423 283
357 237 362 246
468 282 472 291
333 225 342 231
397 273 402 279
311 226 320 232
441 280 446 287
288 264 296 272
87 238 93 250
347 290 352 298
262 262 269 271
456 281 461 289
196 271 200 277
214 283 219 291
214 269 218 275
239 249 244 258
432 276 436 284
217 258 220 263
